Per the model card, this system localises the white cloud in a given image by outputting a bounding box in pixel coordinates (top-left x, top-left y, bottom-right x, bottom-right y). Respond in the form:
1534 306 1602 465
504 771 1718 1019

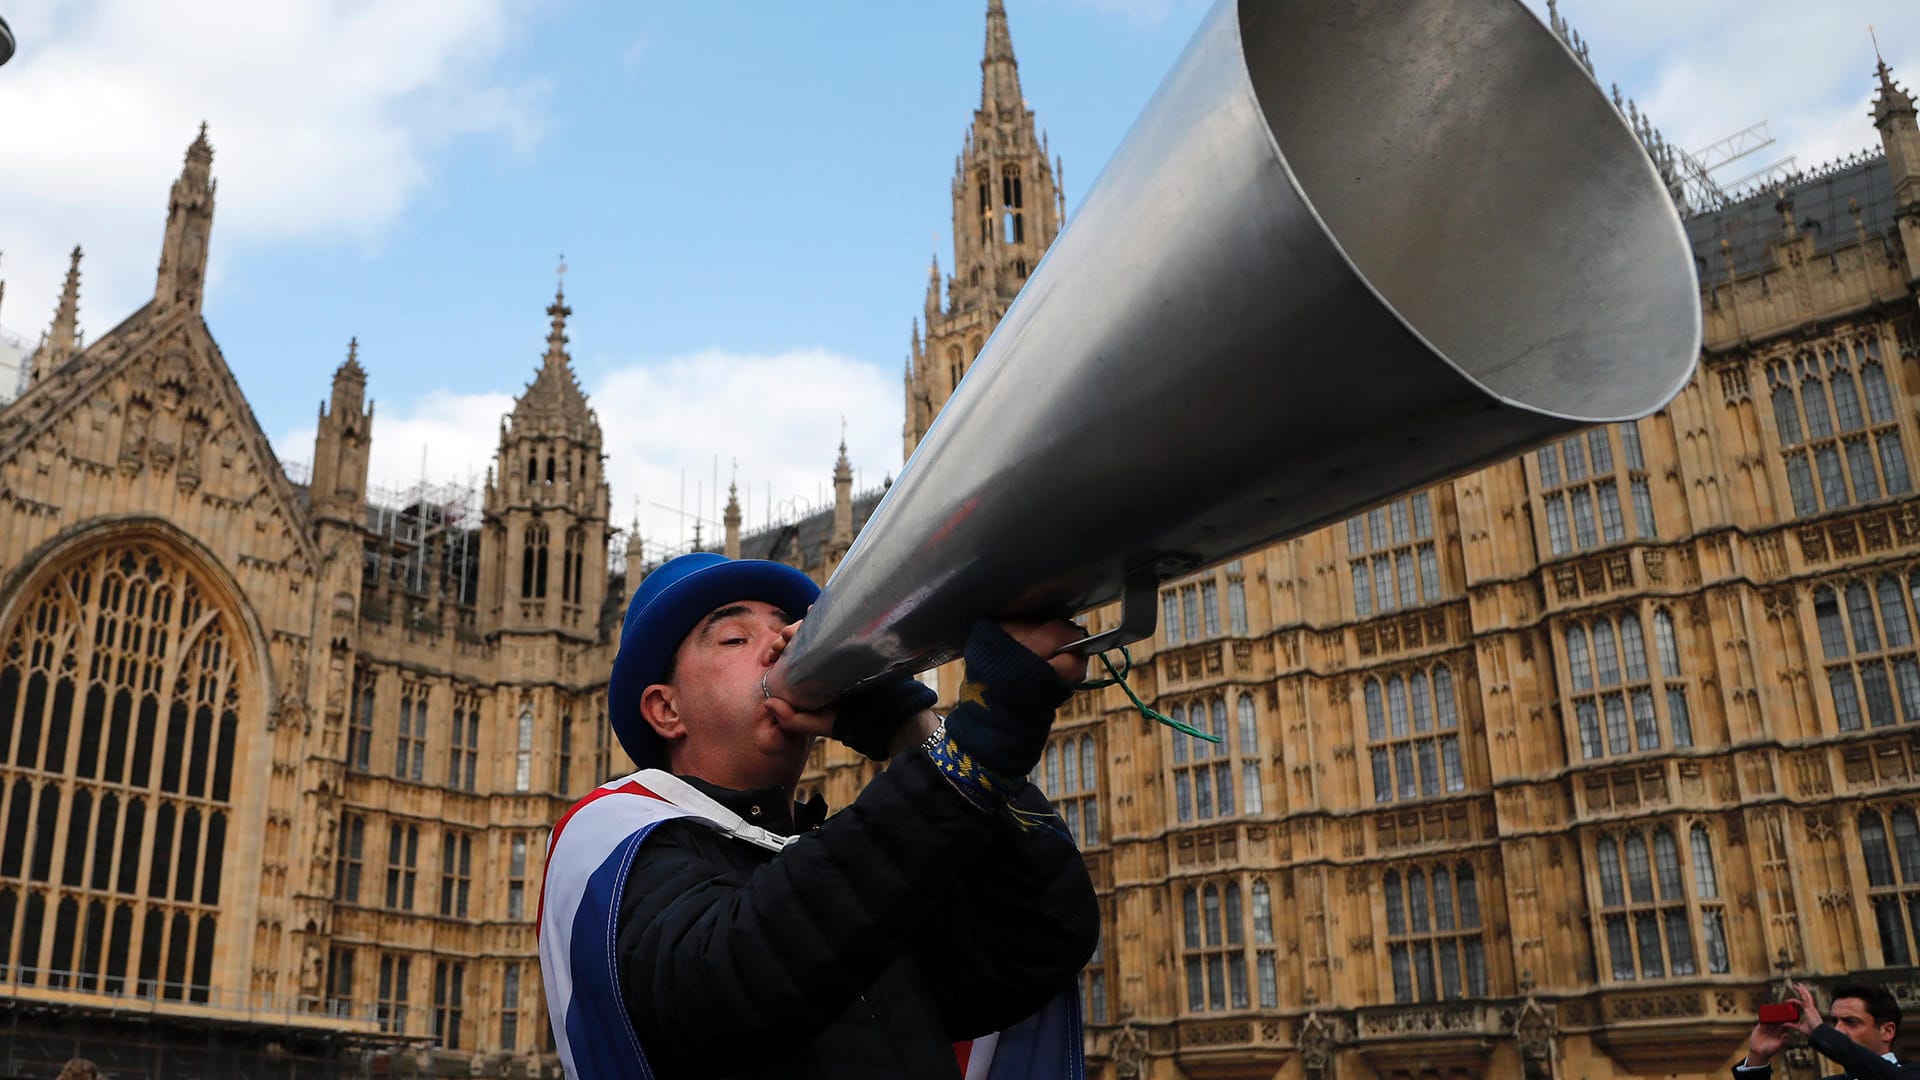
0 0 543 345
272 347 903 565
593 348 901 560
1524 1 1920 191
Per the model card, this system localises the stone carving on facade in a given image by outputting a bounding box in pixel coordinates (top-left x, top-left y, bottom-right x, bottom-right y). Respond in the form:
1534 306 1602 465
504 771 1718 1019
1512 979 1557 1080
1298 1011 1337 1080
1109 1023 1147 1079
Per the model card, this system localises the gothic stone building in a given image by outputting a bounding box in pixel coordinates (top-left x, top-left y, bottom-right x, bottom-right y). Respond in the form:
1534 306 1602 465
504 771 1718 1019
5 5 1920 1080
0 126 628 1075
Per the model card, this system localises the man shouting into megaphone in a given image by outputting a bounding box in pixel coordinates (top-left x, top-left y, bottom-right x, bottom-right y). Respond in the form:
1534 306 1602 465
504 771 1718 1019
539 552 1098 1078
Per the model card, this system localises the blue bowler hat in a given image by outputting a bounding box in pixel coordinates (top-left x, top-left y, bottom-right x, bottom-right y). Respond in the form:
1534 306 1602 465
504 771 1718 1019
608 552 821 771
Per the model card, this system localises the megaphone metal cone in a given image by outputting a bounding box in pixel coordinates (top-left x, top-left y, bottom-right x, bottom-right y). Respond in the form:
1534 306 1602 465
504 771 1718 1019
769 0 1700 710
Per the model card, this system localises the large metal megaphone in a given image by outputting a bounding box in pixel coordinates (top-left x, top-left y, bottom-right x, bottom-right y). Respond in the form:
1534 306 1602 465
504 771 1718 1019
769 0 1701 710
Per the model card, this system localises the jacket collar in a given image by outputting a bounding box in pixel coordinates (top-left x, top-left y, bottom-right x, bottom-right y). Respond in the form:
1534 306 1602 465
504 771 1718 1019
676 774 828 836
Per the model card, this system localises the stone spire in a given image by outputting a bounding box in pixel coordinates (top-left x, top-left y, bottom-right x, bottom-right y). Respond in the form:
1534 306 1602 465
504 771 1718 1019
907 0 1062 461
831 434 854 551
829 428 852 549
1874 57 1917 128
35 245 82 382
625 512 645 574
723 480 742 560
311 338 374 525
545 285 570 366
482 280 611 635
981 0 1023 112
1872 55 1920 285
513 285 594 426
154 124 216 316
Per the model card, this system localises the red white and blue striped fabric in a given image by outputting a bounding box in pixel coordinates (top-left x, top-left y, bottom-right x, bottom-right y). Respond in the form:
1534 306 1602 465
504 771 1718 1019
538 769 1085 1079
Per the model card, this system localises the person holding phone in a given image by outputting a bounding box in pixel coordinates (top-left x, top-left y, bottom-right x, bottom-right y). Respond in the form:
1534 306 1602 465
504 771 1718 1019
1736 981 1920 1079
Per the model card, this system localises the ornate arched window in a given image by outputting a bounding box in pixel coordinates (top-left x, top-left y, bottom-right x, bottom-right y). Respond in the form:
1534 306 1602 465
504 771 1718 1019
1767 335 1911 516
0 540 249 1001
1815 577 1920 730
521 525 550 600
1365 664 1467 803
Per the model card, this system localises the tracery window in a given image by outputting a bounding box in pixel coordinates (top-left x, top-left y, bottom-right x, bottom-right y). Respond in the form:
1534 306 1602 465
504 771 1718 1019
501 961 523 1050
1226 561 1250 635
385 823 419 911
1364 665 1466 802
1033 732 1100 846
562 527 585 606
348 667 375 771
1383 863 1488 1002
1592 823 1729 980
1081 931 1108 1024
432 959 465 1049
439 831 472 918
521 524 550 600
1001 164 1024 244
1858 806 1920 965
327 945 356 1017
1814 577 1920 730
1346 492 1442 617
515 705 535 792
378 952 411 1033
1767 335 1911 516
1563 609 1693 759
448 693 479 792
0 542 243 1001
558 713 574 796
1171 696 1264 823
508 833 529 921
1535 425 1656 555
1179 877 1278 1013
395 685 427 782
334 813 364 902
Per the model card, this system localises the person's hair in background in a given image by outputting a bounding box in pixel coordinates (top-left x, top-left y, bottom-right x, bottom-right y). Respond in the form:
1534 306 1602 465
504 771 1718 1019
1831 981 1902 1042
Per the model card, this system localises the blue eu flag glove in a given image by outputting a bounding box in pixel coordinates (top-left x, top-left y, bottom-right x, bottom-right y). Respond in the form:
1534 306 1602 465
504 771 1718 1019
945 619 1073 781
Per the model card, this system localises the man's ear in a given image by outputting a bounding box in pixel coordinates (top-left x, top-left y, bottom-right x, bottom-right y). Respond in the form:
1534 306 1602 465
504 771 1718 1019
640 683 684 743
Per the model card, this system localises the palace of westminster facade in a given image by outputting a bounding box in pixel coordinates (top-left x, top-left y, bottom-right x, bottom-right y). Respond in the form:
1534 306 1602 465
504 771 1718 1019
3 4 1920 1078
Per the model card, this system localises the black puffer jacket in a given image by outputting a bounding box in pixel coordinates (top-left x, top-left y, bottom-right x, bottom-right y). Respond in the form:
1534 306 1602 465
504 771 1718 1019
616 751 1098 1078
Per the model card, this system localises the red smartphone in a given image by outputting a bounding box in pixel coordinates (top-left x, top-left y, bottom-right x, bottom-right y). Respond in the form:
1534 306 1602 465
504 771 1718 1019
1759 1002 1803 1024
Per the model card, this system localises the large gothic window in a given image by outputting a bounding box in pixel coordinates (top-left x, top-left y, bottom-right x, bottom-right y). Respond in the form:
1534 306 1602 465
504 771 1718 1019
1563 608 1693 759
1858 806 1920 965
521 524 550 600
1768 336 1911 516
1170 696 1264 824
1535 425 1656 555
1814 578 1920 730
1346 492 1443 617
1383 862 1488 1002
1031 732 1100 846
1179 877 1279 1013
1364 665 1466 802
1592 823 1729 981
0 541 247 1000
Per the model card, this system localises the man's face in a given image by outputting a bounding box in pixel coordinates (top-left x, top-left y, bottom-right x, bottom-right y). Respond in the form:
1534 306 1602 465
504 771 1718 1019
646 599 807 783
1830 996 1896 1056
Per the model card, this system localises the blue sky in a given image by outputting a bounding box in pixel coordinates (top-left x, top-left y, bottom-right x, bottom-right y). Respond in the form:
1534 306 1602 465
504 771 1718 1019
2 0 1915 554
